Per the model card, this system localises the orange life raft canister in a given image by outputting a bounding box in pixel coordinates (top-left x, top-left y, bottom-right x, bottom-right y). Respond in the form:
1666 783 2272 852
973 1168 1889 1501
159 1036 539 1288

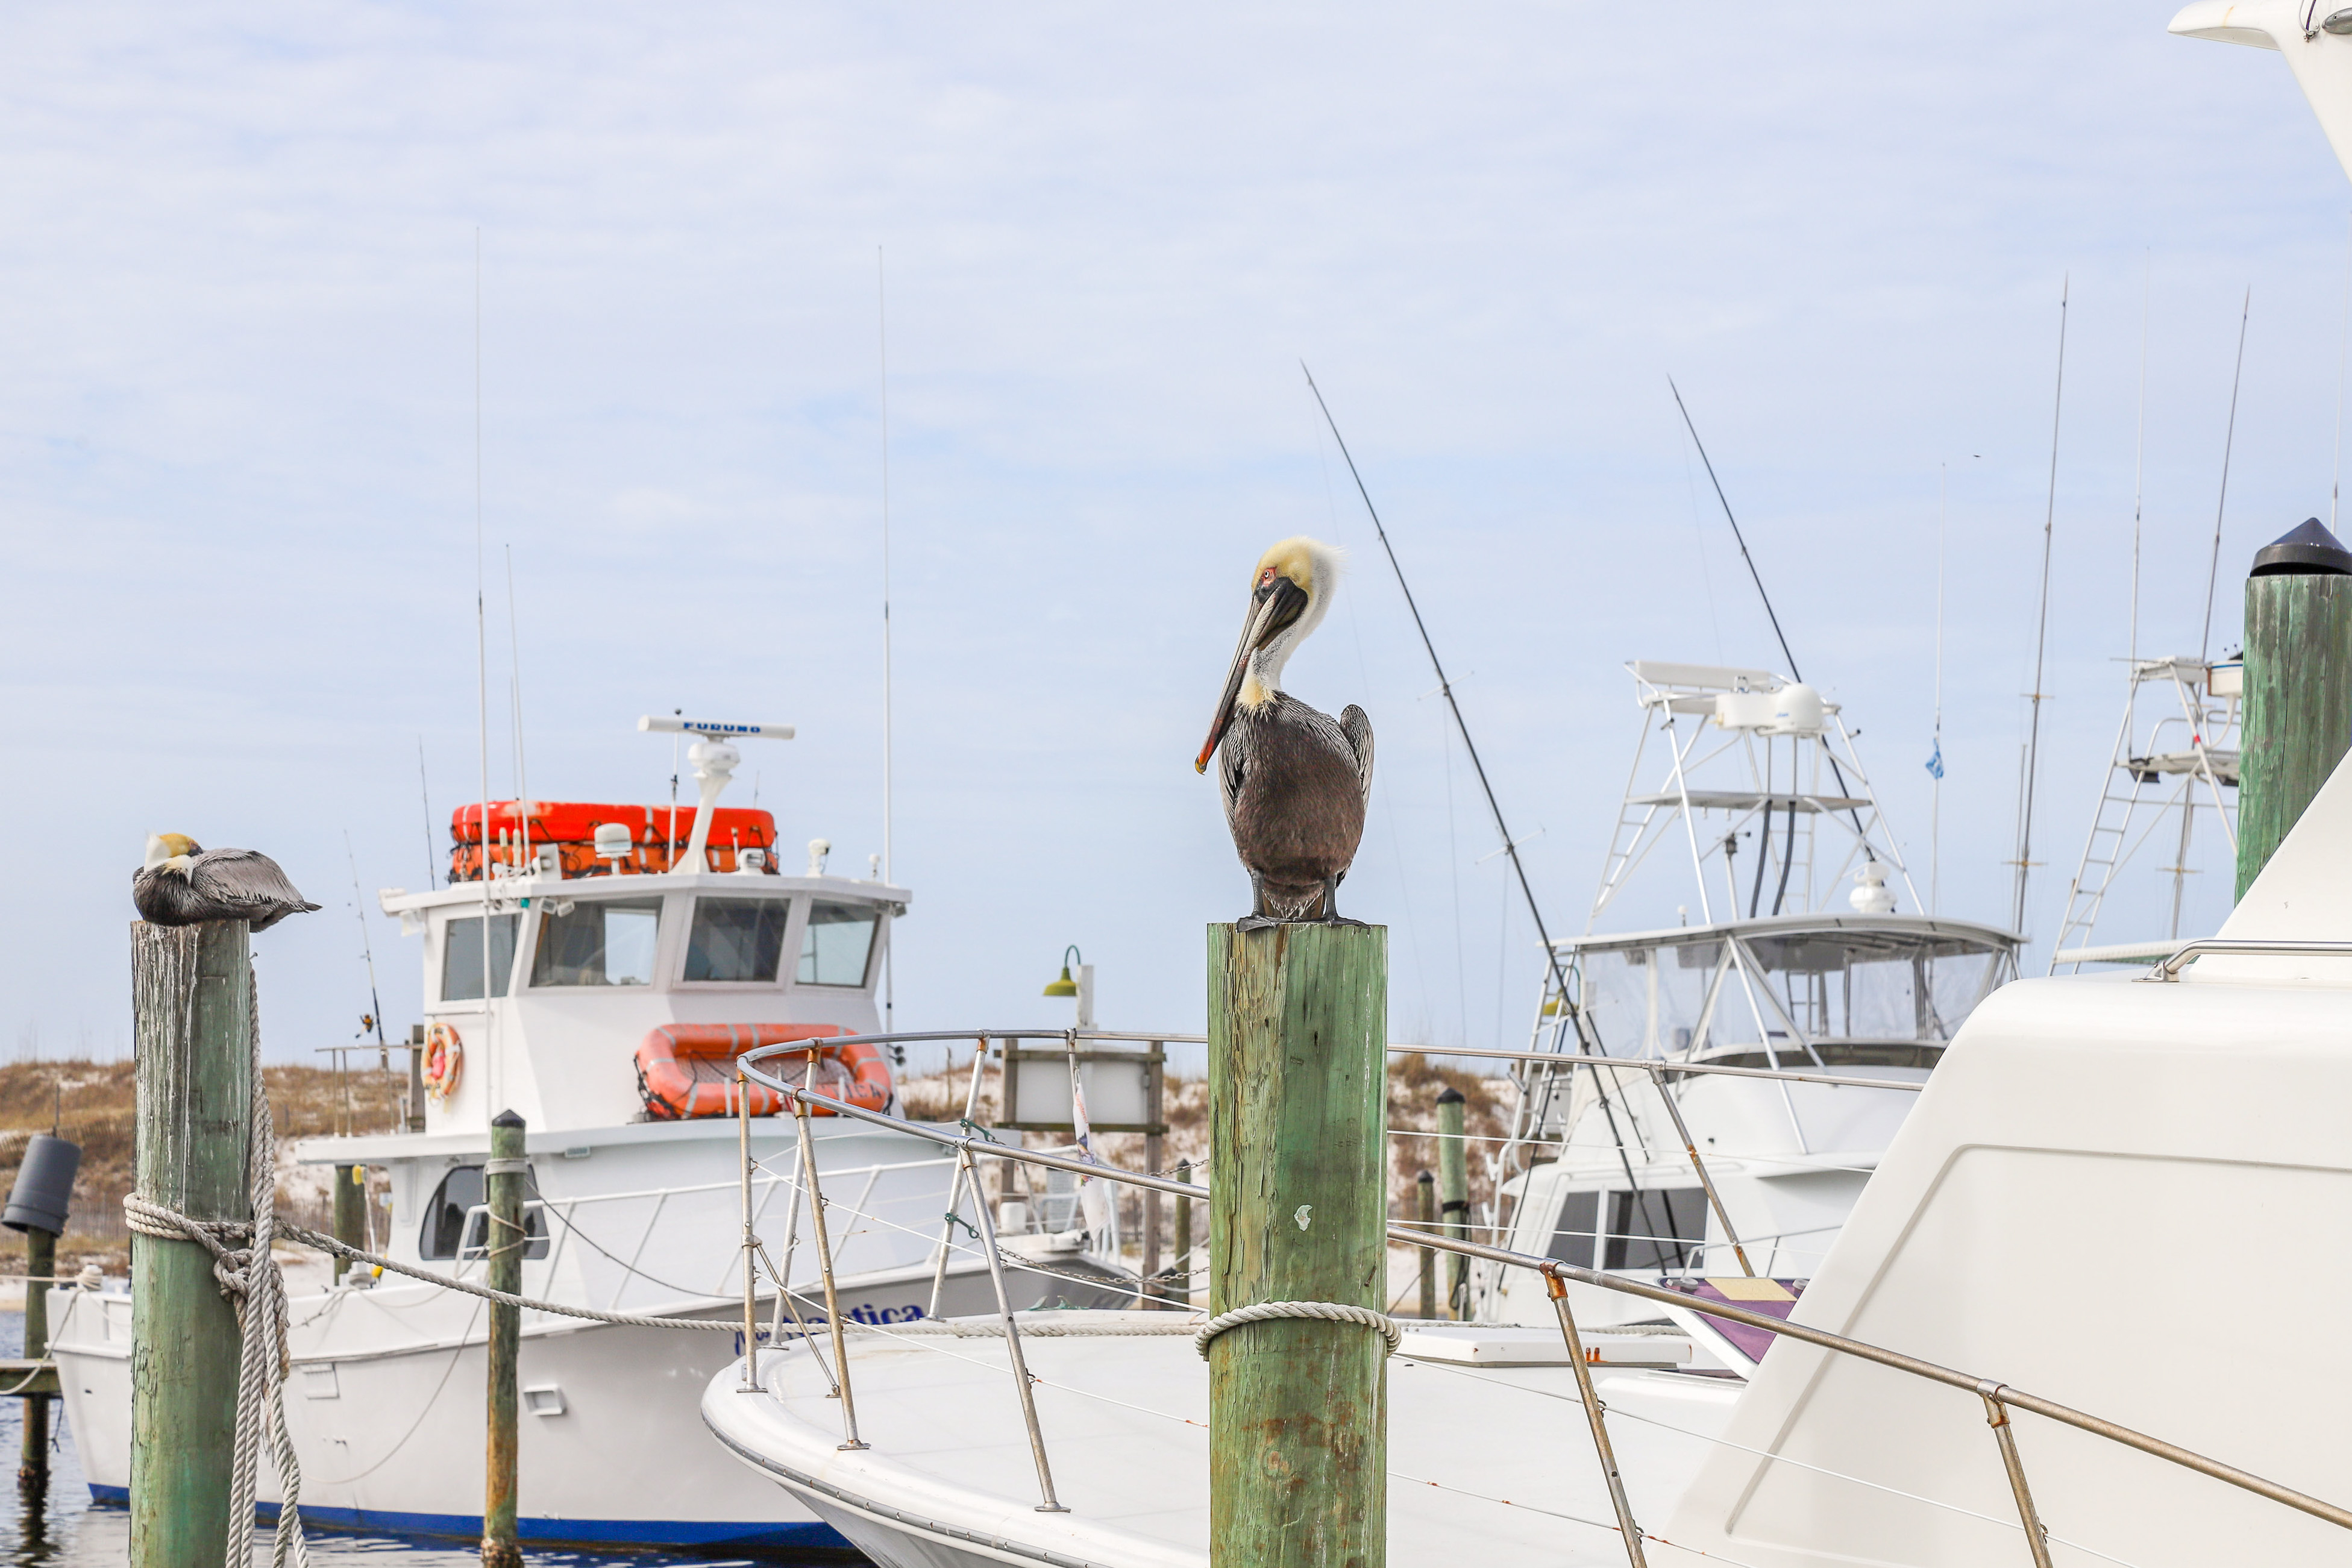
633 1023 892 1121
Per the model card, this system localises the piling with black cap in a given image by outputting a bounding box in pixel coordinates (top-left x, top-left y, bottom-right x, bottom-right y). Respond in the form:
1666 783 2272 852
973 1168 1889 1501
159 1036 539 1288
6 1133 77 1494
2239 518 2352 897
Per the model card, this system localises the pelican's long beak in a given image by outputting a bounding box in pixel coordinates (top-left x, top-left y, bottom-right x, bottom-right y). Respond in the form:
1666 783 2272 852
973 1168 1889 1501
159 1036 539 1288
1196 575 1309 772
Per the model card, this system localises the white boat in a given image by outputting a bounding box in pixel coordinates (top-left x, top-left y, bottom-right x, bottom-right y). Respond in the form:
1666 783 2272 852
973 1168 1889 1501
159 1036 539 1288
706 756 2352 1563
54 718 1134 1550
1481 660 2017 1349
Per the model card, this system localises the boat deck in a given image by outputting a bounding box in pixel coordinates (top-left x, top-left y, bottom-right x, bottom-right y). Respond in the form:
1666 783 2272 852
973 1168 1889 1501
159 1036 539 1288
704 1311 1743 1567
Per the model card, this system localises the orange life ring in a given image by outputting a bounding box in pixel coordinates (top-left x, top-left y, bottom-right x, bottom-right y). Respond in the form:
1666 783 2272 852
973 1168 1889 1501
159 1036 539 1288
633 1023 892 1121
422 1021 463 1102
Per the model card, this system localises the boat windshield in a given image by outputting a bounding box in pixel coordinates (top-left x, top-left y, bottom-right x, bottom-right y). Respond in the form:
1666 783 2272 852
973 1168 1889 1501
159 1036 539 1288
798 901 878 987
685 897 792 983
1573 927 2006 1060
531 898 663 988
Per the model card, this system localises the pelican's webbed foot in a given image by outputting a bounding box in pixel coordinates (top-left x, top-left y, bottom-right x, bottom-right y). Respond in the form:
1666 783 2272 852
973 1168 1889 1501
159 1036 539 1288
1315 876 1367 927
1235 914 1284 932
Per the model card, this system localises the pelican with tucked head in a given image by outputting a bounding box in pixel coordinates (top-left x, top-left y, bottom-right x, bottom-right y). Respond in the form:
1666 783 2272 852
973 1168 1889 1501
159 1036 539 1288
1196 536 1374 929
133 834 320 930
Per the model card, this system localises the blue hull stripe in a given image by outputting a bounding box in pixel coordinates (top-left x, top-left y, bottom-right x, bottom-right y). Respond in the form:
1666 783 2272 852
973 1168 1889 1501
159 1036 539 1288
84 1487 845 1551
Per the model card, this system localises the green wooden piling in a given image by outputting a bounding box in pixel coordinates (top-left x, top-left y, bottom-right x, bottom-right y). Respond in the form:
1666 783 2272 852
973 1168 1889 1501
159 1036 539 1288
483 1111 525 1568
2239 520 2352 898
333 1163 365 1284
1415 1171 1437 1320
1208 921 1386 1568
19 1226 52 1494
130 920 252 1568
1436 1087 1468 1319
1172 1158 1193 1308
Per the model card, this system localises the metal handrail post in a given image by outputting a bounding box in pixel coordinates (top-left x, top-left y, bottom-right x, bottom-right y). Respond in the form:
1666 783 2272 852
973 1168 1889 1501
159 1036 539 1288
1642 1062 1757 1277
1546 1273 1649 1567
928 1035 990 1319
738 1073 761 1390
792 1058 867 1450
1981 1385 2056 1568
964 1143 1067 1511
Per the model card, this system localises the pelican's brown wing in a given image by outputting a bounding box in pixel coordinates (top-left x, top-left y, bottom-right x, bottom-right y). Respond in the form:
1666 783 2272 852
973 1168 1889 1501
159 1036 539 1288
187 849 321 932
1339 704 1374 807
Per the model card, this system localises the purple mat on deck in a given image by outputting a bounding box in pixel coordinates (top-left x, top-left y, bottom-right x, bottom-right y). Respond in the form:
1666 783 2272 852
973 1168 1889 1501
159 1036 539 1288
1667 1278 1805 1364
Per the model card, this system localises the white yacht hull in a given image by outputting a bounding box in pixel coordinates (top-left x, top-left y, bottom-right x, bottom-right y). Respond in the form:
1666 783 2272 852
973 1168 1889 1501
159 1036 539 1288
57 1257 1138 1549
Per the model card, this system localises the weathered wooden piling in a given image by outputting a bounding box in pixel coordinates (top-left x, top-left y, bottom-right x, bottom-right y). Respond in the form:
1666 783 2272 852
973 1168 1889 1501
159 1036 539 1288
1171 1158 1194 1308
19 1226 52 1493
1415 1171 1437 1320
1208 921 1386 1568
130 921 253 1568
7 1130 77 1498
1436 1086 1468 1319
333 1162 366 1284
2238 518 2352 897
482 1110 525 1568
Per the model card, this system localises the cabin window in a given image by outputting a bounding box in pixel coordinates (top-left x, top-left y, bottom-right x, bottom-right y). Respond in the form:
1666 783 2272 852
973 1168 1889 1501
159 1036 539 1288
419 1165 548 1261
1604 1187 1707 1272
531 898 663 988
1545 1189 1601 1269
797 902 878 987
441 914 520 1001
685 898 792 983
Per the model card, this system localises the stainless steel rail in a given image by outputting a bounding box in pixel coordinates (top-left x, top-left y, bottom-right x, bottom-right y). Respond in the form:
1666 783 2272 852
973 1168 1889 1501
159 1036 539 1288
741 1050 2352 1543
2139 938 2352 982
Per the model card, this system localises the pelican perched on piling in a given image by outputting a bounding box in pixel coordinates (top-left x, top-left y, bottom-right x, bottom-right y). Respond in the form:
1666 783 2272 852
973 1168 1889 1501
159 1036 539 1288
133 833 319 930
1196 537 1374 929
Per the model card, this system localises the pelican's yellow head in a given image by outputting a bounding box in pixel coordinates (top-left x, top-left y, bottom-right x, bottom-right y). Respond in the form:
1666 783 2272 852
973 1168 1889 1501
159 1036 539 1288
144 833 202 873
1196 536 1344 772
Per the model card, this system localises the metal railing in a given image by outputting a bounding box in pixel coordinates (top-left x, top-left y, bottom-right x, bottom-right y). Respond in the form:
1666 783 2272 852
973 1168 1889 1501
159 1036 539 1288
735 1029 2352 1567
2139 937 2352 982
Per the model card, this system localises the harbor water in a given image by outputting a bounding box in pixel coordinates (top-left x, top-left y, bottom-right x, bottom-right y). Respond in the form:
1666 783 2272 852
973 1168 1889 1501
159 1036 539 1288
0 1314 855 1568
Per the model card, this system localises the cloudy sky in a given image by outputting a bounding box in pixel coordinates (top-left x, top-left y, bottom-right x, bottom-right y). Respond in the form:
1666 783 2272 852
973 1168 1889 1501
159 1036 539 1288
1 4 2344 1067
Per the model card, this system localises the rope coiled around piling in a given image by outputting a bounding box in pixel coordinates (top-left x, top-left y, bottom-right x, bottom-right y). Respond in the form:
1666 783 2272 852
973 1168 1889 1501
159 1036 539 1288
1193 1300 1402 1360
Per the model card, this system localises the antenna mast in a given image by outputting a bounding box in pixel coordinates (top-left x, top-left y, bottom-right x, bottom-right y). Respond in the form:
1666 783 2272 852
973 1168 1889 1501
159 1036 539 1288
878 245 895 1036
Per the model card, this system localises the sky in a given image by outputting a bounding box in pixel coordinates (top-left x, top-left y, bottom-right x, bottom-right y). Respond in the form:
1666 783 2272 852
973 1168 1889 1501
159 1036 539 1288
1 3 2346 1068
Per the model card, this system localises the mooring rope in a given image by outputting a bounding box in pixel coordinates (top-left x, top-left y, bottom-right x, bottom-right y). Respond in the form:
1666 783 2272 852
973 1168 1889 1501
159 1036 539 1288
1193 1300 1402 1359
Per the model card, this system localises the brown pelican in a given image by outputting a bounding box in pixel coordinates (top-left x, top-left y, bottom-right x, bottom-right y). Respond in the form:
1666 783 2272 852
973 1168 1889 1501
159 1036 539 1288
133 833 319 930
1196 536 1373 929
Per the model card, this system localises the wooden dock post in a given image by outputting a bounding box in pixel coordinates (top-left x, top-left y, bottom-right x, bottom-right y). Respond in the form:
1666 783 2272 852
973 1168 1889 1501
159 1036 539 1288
2239 519 2352 896
482 1110 526 1568
130 921 252 1568
1208 921 1386 1568
1172 1159 1193 1308
1436 1087 1468 1319
333 1163 365 1284
7 1129 77 1499
1415 1171 1437 1320
18 1226 52 1493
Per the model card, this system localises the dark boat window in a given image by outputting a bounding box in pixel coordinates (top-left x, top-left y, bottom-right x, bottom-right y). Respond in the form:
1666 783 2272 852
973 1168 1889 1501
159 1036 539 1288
420 1164 549 1261
532 898 662 988
685 898 792 983
1546 1189 1600 1269
797 902 878 987
1605 1187 1706 1272
441 915 520 1001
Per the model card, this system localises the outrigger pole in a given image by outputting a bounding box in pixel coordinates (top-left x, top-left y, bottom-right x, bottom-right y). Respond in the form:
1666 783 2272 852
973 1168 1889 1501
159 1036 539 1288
1299 363 1663 1243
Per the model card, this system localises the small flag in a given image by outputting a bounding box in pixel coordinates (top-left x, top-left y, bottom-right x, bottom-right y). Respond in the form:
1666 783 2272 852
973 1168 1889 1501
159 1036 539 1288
1924 741 1945 781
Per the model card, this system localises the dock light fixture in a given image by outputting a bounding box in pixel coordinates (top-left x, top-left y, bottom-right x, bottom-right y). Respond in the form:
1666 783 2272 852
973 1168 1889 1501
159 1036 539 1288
2325 7 2352 33
1043 946 1082 997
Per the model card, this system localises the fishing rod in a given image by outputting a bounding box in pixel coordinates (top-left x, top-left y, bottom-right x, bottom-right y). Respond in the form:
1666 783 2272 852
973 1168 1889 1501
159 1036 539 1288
345 831 390 1063
1300 364 1671 1257
2015 281 2069 936
1667 378 1877 880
